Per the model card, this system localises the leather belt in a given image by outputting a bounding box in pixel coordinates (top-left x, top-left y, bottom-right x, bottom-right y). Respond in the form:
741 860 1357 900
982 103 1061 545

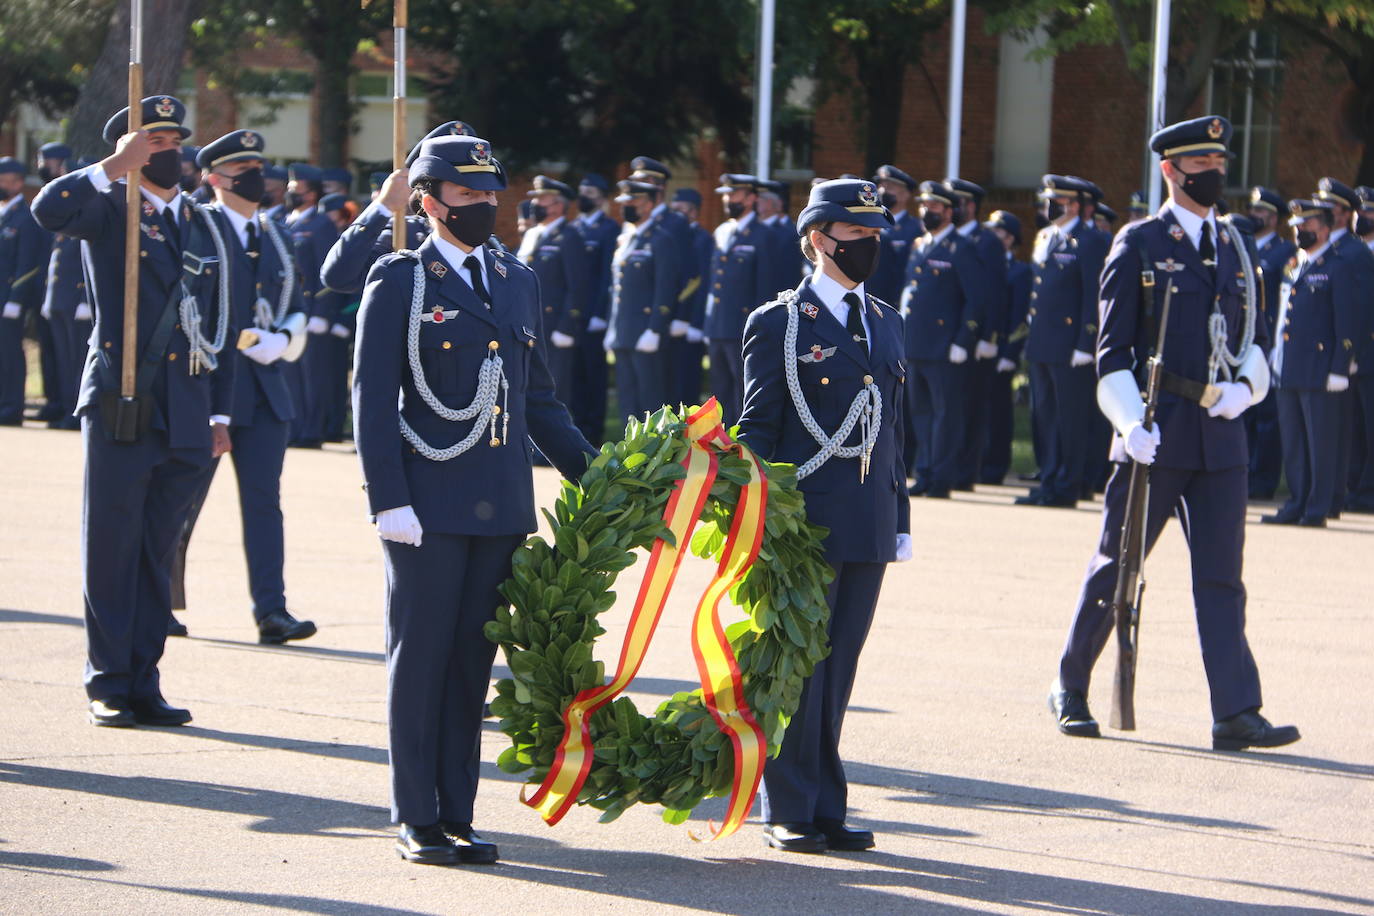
1160 370 1222 408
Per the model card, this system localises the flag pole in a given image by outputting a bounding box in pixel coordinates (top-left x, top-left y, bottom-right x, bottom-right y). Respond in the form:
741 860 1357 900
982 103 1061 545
392 0 408 251
753 0 775 180
121 0 144 400
1146 0 1171 212
945 0 967 178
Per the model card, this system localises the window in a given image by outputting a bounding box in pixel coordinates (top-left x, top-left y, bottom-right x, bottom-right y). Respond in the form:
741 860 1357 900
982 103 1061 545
1207 31 1283 191
993 30 1054 189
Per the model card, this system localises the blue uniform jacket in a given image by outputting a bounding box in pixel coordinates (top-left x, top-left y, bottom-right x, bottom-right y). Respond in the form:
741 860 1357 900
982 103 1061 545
1332 231 1374 368
704 215 776 341
352 236 593 535
901 229 981 360
684 221 714 328
1025 220 1109 365
608 212 681 345
1 197 47 309
658 206 692 313
738 278 909 563
964 223 1009 343
1001 257 1033 363
529 218 589 339
869 210 920 309
1255 232 1296 341
42 234 88 321
1275 243 1359 390
31 170 236 449
1097 210 1270 471
320 203 429 295
763 215 804 299
208 205 305 425
286 207 341 320
574 211 619 325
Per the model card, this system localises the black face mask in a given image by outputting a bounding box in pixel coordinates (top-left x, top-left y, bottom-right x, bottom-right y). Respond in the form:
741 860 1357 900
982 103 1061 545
0 187 12 202
1042 200 1065 223
577 195 597 214
179 174 198 192
1357 214 1374 236
622 204 640 224
38 166 53 183
921 210 944 232
726 201 747 220
1296 229 1319 250
1178 167 1224 208
284 191 304 211
880 191 898 210
529 203 548 223
821 231 880 284
441 199 497 248
226 167 265 204
142 148 182 190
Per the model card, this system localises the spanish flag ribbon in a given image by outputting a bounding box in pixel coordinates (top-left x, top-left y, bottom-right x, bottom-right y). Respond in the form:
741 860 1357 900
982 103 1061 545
523 398 768 839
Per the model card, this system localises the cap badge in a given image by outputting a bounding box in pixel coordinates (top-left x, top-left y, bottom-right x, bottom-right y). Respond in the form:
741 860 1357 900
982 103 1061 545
471 142 492 166
241 132 259 149
1207 118 1224 139
1169 224 1185 241
450 123 468 135
155 97 175 118
858 184 879 207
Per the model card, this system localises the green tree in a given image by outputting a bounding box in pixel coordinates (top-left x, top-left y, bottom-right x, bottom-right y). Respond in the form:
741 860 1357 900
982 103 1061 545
0 0 112 138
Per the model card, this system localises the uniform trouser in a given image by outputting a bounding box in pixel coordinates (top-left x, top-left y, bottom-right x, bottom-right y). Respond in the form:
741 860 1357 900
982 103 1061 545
294 330 332 444
0 311 25 420
957 358 993 486
981 365 1014 483
613 347 666 423
383 532 523 825
325 334 351 441
1244 388 1283 497
284 357 309 444
1347 375 1374 506
760 558 887 824
176 408 291 620
707 338 744 426
1029 361 1095 502
1276 386 1342 520
572 332 608 445
36 313 61 410
545 341 577 403
82 410 213 702
1057 461 1262 721
670 336 706 410
48 312 91 420
1332 383 1354 512
908 358 966 490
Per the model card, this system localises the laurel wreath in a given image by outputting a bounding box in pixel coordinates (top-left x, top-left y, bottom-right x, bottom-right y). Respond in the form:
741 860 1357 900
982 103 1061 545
484 406 834 824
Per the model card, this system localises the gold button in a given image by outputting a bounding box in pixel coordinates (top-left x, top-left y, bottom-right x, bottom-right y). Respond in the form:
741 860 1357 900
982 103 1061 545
915 267 922 274
527 339 534 348
820 377 829 385
937 319 944 326
442 341 452 350
205 267 212 275
1030 293 1037 301
168 352 177 361
1065 317 1073 325
714 283 722 290
933 269 940 276
140 250 148 258
570 310 580 317
491 405 501 416
545 306 553 313
489 437 501 447
643 308 651 314
863 375 873 385
103 341 112 349
1283 333 1291 341
61 190 70 198
1035 277 1041 284
1317 342 1324 351
175 323 181 331
488 340 499 350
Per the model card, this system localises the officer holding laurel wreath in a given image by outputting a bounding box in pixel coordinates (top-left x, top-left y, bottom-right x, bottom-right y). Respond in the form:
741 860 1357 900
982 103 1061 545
738 178 912 854
352 134 595 866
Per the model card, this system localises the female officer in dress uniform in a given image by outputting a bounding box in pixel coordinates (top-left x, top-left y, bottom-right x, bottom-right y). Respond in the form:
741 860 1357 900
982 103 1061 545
738 178 912 853
352 135 595 866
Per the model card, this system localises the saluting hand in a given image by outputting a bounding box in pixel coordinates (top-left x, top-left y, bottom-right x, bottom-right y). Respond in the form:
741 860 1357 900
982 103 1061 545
379 169 410 215
102 130 153 180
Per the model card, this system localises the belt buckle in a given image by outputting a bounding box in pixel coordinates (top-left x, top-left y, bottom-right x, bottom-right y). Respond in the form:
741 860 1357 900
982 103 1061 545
1200 384 1222 409
1141 269 1156 288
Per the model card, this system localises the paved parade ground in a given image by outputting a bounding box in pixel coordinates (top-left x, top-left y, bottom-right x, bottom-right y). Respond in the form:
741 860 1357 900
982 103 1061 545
1 422 1371 915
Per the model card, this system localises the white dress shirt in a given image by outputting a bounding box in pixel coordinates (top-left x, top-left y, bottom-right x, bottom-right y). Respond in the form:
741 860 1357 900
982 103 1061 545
1165 203 1217 252
219 204 257 251
431 233 490 302
86 163 181 227
810 264 871 343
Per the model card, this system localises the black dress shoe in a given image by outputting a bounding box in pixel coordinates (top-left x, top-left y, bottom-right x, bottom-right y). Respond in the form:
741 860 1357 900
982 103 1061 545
815 818 875 851
1048 687 1100 738
1248 487 1276 501
907 480 929 497
89 699 135 727
1040 496 1078 509
396 823 459 865
35 403 64 423
1261 510 1300 525
130 696 192 726
167 614 188 637
952 482 974 492
924 486 951 499
763 822 827 853
1212 710 1300 751
257 609 317 645
1018 472 1041 482
1298 515 1328 528
439 822 500 864
0 414 23 426
1014 491 1044 506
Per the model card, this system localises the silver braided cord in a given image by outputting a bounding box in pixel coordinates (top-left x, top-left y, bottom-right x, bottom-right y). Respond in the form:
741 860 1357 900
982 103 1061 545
778 291 881 480
253 211 295 330
181 201 231 374
398 258 510 461
1207 215 1258 385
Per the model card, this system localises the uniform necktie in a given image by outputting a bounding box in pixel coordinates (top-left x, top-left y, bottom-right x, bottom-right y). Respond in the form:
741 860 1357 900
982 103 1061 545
844 291 868 356
159 206 181 251
465 254 491 308
244 219 259 257
1199 220 1216 282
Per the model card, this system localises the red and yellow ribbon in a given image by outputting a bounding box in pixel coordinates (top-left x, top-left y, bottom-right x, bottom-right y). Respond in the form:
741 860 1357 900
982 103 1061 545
523 398 768 839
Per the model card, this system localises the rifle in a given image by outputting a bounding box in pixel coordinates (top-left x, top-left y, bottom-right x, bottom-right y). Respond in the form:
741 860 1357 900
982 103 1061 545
1108 266 1174 731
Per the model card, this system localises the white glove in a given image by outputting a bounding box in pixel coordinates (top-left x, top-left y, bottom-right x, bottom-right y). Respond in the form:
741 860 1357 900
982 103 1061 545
635 328 660 353
75 303 93 322
948 343 967 364
1123 422 1161 465
894 533 913 563
1070 349 1094 368
242 330 289 365
669 319 690 338
2 302 20 320
1352 360 1361 376
975 340 999 360
329 322 350 339
307 316 330 335
1205 381 1251 420
587 315 608 333
376 505 423 547
40 300 53 321
996 357 1016 373
1327 373 1350 393
686 326 704 344
549 329 575 348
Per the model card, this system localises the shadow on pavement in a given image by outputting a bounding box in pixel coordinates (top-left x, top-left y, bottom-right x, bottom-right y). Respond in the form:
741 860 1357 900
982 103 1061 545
1129 739 1374 781
0 608 83 627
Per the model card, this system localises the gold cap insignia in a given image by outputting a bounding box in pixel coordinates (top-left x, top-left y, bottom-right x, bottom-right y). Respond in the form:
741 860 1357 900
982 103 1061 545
155 97 175 118
471 142 492 166
1207 118 1224 139
858 183 879 207
241 132 259 149
450 123 468 135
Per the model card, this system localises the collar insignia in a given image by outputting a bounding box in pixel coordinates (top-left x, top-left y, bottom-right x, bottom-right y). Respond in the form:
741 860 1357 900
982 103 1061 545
1169 224 1185 242
429 260 448 279
141 200 155 217
800 302 819 320
492 258 507 278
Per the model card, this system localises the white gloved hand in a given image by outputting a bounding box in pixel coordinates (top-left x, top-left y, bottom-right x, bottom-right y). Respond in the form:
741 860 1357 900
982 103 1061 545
329 322 350 339
948 343 968 364
74 303 93 322
669 319 690 338
894 533 913 563
1327 373 1350 393
376 505 423 547
975 339 999 360
587 315 608 333
996 357 1016 373
1070 349 1094 368
1123 422 1161 465
549 329 575 348
635 328 660 353
1352 360 1361 376
1205 381 1251 420
242 330 289 365
2 302 21 320
307 316 329 335
686 326 704 344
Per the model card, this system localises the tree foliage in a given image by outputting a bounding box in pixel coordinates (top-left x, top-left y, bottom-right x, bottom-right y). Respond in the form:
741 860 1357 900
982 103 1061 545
0 0 115 147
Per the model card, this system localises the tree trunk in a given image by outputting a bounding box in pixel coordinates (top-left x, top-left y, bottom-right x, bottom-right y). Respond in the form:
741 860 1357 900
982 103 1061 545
312 41 356 168
857 47 908 174
66 0 200 160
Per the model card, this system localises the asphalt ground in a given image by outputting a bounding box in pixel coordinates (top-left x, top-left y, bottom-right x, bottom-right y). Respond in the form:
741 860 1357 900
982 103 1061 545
1 421 1370 914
